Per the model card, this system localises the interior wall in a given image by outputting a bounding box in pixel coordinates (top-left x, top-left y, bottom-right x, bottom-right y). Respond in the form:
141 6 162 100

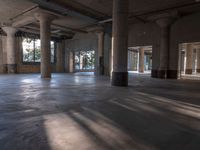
128 22 161 76
0 35 64 74
170 13 200 77
65 32 98 72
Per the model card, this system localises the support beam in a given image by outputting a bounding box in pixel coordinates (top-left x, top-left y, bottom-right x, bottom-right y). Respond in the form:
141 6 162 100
111 0 129 86
12 16 36 28
35 12 56 78
2 27 18 73
185 44 193 74
156 17 173 78
139 47 145 73
69 51 75 73
196 46 200 73
95 30 104 75
56 41 65 72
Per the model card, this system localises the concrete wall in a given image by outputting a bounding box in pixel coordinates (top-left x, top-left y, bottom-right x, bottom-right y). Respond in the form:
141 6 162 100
65 32 98 73
66 33 98 52
170 13 200 75
128 22 161 76
0 35 65 74
65 32 112 75
128 13 200 78
1 13 199 77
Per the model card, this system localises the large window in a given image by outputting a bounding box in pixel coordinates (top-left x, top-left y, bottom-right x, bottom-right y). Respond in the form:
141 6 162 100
22 38 55 63
75 51 95 71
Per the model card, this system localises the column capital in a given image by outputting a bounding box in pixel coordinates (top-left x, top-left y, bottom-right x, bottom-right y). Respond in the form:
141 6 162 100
195 44 200 50
186 43 194 48
86 26 104 34
156 17 175 28
34 12 57 22
2 26 18 36
96 30 104 41
139 47 145 51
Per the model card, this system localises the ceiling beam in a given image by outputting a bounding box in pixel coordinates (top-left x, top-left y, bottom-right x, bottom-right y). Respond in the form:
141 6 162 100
129 1 200 19
13 16 36 28
51 23 87 33
36 0 110 20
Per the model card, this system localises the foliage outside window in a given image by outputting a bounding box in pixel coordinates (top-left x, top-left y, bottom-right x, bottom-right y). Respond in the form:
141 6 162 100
22 38 55 63
75 51 95 71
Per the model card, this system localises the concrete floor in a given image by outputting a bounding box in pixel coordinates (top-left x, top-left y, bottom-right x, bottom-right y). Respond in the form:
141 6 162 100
0 73 199 150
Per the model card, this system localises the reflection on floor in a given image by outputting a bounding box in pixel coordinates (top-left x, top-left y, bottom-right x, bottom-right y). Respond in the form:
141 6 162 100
0 73 199 150
129 71 151 75
74 72 94 76
181 72 200 80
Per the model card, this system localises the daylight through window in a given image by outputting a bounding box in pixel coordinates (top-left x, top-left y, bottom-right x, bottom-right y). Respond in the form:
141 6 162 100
22 38 55 63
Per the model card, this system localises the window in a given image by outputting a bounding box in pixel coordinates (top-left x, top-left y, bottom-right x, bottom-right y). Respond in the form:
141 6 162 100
51 41 55 63
22 37 55 63
75 51 95 71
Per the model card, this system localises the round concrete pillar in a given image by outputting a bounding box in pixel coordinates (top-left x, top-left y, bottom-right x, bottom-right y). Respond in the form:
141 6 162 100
56 41 65 73
35 12 56 78
139 47 145 73
156 18 173 78
2 27 18 73
111 0 129 86
185 44 193 74
196 47 200 73
96 31 104 75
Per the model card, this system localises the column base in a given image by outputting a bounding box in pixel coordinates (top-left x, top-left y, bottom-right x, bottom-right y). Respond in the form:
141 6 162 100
151 70 158 78
112 72 128 86
196 69 200 73
96 65 104 76
3 64 7 73
139 70 144 73
7 64 17 74
41 74 51 78
167 70 178 79
185 69 192 74
104 67 111 76
157 70 167 79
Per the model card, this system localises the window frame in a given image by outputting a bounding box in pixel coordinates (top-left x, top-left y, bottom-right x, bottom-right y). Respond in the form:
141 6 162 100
22 37 56 65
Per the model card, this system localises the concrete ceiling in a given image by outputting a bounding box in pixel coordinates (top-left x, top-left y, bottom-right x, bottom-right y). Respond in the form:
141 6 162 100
0 0 200 37
0 0 36 23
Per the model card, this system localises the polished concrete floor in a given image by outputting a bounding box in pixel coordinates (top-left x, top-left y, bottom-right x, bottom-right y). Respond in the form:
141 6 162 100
0 73 199 150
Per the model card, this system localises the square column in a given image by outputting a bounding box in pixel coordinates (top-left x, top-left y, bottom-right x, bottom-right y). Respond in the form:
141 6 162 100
111 0 129 86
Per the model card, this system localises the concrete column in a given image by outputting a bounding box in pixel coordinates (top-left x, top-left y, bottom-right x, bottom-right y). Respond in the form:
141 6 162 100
35 12 56 78
69 51 75 73
95 31 104 75
111 0 129 86
185 44 193 74
2 27 18 73
196 47 200 73
139 47 145 73
56 41 65 72
156 18 173 78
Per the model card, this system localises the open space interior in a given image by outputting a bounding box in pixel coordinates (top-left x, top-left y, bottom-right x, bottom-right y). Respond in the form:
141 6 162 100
0 0 200 150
